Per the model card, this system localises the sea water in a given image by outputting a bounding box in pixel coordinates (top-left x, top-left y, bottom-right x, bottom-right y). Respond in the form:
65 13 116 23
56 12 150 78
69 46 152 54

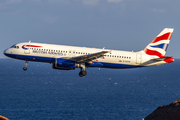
0 59 180 120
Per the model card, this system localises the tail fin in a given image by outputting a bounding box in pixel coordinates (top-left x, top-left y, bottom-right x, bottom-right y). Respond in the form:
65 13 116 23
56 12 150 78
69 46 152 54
143 28 174 58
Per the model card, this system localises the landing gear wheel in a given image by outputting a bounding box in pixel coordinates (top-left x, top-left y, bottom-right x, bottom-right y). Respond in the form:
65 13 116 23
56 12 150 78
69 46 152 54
23 67 27 71
23 61 28 71
82 71 87 76
79 72 83 77
79 70 87 77
79 63 87 77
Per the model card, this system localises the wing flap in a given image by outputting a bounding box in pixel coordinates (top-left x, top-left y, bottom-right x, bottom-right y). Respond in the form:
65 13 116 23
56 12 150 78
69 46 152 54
71 51 110 63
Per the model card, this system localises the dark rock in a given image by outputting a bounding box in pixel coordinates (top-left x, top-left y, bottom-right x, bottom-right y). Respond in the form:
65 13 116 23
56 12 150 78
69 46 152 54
145 99 180 120
0 115 9 120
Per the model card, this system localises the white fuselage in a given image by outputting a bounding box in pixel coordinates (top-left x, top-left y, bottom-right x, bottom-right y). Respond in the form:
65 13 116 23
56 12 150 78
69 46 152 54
3 28 174 76
4 42 168 69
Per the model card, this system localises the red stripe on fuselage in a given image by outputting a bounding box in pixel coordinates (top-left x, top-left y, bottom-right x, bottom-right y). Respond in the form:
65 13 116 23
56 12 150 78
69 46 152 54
151 32 172 43
22 45 42 48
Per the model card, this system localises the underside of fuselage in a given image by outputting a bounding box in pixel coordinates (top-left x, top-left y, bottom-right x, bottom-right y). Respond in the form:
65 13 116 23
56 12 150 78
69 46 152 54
4 53 138 69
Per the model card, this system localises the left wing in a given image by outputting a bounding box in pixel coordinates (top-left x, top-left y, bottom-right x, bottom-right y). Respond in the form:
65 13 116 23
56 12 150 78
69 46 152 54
70 51 110 63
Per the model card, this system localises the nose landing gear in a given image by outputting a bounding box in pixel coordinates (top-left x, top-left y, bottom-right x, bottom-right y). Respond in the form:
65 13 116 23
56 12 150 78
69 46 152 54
23 61 28 71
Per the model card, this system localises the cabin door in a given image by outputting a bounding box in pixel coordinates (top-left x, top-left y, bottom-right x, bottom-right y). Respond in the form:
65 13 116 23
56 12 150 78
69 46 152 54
24 44 30 54
136 54 142 64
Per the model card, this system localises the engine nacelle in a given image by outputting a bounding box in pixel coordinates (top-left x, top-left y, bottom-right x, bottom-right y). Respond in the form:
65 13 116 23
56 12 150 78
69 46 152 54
52 58 76 70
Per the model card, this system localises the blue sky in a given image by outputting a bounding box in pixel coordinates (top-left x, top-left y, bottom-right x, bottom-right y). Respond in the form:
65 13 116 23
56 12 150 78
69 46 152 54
1 0 180 58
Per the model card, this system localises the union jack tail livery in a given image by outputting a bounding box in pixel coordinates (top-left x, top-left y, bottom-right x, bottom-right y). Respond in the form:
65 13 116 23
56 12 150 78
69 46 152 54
143 28 174 58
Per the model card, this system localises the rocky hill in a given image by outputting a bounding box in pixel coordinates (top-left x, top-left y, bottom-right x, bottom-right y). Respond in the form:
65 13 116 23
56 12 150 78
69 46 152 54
145 99 180 120
0 115 9 120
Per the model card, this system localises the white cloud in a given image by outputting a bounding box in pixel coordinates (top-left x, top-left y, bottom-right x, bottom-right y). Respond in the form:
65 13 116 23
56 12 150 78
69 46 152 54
31 0 70 4
46 0 71 4
107 0 123 3
0 0 22 7
4 0 22 4
32 0 41 2
77 0 100 6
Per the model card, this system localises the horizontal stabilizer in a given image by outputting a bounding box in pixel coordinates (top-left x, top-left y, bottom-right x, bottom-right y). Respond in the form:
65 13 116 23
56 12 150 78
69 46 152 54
152 56 173 61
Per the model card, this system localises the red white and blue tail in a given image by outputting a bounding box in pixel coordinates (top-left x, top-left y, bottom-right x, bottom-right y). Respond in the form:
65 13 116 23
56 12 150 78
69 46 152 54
143 28 174 58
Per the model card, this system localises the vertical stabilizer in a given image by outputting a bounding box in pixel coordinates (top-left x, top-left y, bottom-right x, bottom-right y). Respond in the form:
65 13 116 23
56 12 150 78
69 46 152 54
143 28 174 58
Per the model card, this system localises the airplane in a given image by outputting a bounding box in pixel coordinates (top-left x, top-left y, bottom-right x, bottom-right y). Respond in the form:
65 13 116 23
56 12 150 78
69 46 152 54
4 28 174 77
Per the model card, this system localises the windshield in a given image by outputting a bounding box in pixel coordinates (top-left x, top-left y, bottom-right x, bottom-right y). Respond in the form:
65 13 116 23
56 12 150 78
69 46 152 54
10 45 19 49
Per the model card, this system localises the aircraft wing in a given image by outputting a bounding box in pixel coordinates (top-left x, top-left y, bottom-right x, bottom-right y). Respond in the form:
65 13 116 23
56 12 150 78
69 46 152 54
70 51 110 63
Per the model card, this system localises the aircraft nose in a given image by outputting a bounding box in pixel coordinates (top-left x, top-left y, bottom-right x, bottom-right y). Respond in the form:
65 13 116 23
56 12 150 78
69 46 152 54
3 49 9 56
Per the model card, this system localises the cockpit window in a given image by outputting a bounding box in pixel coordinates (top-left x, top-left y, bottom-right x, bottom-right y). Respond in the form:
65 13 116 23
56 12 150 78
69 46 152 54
10 45 15 48
10 45 19 49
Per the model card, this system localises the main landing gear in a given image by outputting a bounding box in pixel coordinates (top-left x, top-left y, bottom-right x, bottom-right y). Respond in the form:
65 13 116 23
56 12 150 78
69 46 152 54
79 70 87 77
79 63 87 77
23 61 28 71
